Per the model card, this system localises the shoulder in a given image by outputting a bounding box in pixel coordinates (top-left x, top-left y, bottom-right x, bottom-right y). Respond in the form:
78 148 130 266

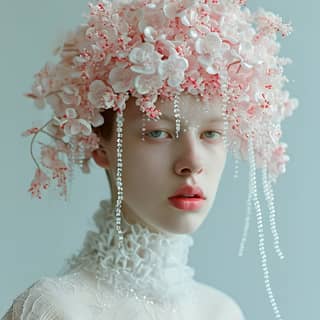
2 275 92 320
194 281 245 320
2 277 63 320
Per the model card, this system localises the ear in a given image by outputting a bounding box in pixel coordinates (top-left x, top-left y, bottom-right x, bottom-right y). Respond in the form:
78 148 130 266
92 147 110 169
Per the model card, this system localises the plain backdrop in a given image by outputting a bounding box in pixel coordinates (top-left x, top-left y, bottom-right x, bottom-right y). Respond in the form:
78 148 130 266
0 1 318 319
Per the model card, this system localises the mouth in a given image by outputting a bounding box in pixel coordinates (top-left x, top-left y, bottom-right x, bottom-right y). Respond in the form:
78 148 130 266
168 184 206 211
168 196 205 211
168 184 206 200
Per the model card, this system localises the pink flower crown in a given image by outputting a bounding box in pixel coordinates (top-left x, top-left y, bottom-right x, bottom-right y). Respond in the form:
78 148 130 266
22 0 298 199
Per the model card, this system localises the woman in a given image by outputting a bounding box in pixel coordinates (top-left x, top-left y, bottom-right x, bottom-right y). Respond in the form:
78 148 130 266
2 0 297 319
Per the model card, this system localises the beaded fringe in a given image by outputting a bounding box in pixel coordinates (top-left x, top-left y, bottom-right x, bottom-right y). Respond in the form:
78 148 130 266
111 93 285 319
238 135 284 320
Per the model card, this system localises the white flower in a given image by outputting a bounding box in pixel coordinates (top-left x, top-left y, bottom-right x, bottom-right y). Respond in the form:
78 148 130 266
88 80 108 106
129 43 162 75
60 108 92 136
109 64 135 93
163 0 196 21
134 74 163 95
158 54 189 88
195 32 226 74
59 85 81 106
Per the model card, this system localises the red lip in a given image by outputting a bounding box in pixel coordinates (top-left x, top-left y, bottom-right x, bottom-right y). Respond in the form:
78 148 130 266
168 184 206 200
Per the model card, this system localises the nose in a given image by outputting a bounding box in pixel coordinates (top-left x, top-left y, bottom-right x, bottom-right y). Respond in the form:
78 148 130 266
173 133 204 176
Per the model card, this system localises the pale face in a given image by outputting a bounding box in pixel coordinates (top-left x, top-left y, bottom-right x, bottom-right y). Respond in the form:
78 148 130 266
93 94 227 235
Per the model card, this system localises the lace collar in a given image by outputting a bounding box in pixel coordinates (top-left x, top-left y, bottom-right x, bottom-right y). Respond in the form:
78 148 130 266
63 199 196 305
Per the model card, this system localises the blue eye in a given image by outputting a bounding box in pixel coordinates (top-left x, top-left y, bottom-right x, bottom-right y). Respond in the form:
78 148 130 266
203 131 222 139
146 130 169 139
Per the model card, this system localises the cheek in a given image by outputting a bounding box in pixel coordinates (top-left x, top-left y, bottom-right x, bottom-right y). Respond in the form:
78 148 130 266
122 145 170 189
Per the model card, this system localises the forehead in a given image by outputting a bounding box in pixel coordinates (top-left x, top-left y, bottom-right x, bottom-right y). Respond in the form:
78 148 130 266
126 94 224 125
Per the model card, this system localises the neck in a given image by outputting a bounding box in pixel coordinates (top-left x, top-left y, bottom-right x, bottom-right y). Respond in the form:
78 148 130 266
63 199 196 305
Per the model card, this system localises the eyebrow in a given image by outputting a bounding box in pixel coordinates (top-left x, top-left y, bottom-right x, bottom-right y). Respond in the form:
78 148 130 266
146 113 225 123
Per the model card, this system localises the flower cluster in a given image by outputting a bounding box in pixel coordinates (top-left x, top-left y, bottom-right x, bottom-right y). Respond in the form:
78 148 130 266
23 0 297 199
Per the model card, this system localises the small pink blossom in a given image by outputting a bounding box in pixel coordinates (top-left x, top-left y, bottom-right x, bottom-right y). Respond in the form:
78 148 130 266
158 53 189 88
109 64 135 93
90 108 105 127
129 43 162 75
59 108 92 136
88 80 108 106
40 144 66 170
163 0 196 21
28 168 50 199
52 166 68 198
21 127 40 136
269 143 289 177
58 85 81 106
25 84 46 109
195 32 226 74
134 74 163 95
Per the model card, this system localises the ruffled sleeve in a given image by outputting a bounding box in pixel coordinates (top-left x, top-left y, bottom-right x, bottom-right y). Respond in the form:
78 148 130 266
1 278 63 320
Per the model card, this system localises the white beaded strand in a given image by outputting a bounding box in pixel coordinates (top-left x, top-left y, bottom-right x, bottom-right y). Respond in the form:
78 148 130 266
262 161 285 260
233 141 240 179
141 112 147 142
114 113 125 247
173 94 181 139
238 139 253 257
248 135 283 320
220 72 229 149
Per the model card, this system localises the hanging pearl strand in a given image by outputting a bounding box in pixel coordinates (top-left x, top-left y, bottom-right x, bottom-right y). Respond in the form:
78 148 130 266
115 113 125 248
238 135 253 256
233 142 240 179
219 73 229 149
248 135 283 320
141 112 147 141
173 93 181 139
66 136 77 201
262 160 284 260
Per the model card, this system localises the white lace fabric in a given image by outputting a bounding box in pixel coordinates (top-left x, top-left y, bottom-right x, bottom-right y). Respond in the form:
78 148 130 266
2 199 245 320
61 199 196 305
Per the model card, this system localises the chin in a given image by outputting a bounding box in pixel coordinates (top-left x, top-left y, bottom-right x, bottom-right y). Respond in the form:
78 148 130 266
158 217 205 235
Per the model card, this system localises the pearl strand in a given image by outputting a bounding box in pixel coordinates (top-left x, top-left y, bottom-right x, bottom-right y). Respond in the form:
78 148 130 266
115 113 124 248
67 137 76 199
141 112 147 141
220 72 229 149
238 143 253 257
173 94 181 139
262 162 284 260
233 140 240 179
248 135 283 320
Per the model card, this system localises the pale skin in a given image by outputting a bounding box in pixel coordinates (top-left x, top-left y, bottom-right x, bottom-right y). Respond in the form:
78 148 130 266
92 93 227 236
91 94 244 318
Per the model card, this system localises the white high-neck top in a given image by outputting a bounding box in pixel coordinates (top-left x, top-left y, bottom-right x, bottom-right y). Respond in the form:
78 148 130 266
2 199 245 320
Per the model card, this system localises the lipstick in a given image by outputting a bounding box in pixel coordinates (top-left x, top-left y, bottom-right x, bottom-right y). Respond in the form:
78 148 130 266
168 184 206 211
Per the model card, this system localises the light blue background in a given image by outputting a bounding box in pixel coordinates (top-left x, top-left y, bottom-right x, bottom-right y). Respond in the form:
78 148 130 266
0 1 318 319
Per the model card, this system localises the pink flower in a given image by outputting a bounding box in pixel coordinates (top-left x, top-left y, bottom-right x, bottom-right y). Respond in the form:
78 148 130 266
134 74 163 95
109 64 135 93
129 43 162 75
40 144 66 170
195 32 226 74
163 0 196 21
52 166 68 199
269 143 289 177
21 127 40 137
90 108 105 127
59 108 92 136
88 80 108 106
158 53 189 88
58 85 81 106
25 83 46 109
28 168 50 199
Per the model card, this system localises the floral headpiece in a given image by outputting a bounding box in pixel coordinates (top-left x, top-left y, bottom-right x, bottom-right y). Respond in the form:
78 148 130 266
22 1 297 319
